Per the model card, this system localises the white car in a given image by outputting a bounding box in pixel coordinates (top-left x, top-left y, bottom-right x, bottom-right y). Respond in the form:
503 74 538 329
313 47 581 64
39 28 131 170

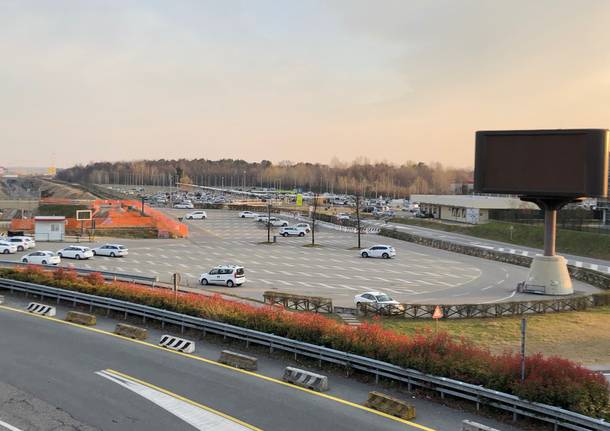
354 291 402 312
279 226 307 237
336 213 350 221
92 244 128 257
6 236 32 251
57 246 94 260
295 223 311 233
185 210 207 220
21 251 60 265
239 211 259 218
199 265 245 287
266 219 289 227
0 241 18 254
360 245 396 259
173 202 194 209
15 236 36 249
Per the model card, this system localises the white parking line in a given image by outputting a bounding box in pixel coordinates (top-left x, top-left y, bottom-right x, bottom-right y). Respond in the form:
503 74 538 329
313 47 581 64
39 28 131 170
0 419 24 431
339 284 357 291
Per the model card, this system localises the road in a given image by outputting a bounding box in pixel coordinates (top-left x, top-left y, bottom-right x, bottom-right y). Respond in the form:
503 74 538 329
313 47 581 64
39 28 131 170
2 210 599 306
365 218 610 273
0 298 525 431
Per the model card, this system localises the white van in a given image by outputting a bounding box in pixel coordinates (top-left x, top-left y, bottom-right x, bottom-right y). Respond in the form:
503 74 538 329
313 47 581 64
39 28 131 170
199 265 245 287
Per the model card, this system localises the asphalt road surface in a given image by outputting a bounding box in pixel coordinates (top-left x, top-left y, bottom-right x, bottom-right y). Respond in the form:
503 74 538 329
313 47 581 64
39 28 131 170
0 298 526 431
2 209 599 307
365 218 610 273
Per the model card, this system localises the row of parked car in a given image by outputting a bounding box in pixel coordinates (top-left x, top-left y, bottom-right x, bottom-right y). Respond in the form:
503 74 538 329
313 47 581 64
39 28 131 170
238 211 312 237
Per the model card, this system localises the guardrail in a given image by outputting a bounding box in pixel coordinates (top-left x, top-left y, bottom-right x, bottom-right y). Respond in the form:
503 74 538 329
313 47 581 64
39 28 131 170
280 212 381 234
0 278 607 431
0 260 158 286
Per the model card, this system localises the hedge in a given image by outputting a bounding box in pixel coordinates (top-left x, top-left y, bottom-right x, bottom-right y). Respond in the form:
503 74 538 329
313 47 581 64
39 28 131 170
1 266 608 418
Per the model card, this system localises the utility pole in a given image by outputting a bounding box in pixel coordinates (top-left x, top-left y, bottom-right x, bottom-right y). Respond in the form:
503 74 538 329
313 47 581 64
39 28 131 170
311 193 319 246
520 318 527 383
356 194 361 249
267 203 271 243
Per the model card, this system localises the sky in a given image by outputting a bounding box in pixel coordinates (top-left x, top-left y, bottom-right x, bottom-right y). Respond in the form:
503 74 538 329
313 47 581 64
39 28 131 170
2 0 610 169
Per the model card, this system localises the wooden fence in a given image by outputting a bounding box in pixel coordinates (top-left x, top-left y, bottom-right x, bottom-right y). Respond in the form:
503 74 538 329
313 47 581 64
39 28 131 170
263 291 333 313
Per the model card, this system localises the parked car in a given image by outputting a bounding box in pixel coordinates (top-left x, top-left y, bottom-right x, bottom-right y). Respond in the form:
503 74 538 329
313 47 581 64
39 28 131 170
360 245 396 259
354 291 403 313
199 265 245 287
0 241 18 254
173 202 194 209
185 210 207 220
295 223 311 233
92 244 128 257
256 215 275 222
279 226 307 237
7 237 30 252
266 219 289 227
57 245 94 260
21 251 60 265
336 213 350 220
239 211 258 218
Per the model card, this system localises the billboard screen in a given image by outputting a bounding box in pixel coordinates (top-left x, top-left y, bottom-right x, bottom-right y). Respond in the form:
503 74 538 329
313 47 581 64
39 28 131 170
474 129 609 197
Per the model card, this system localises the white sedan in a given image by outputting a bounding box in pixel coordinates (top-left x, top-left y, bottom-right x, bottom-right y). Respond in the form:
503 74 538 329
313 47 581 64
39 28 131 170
266 219 289 227
354 291 403 313
21 251 60 265
92 244 128 257
0 241 18 254
239 211 259 218
185 210 207 220
360 245 396 259
57 246 94 260
173 202 194 209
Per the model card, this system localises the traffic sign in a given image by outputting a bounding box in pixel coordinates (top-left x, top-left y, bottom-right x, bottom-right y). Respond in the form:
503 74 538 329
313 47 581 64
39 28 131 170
432 305 443 319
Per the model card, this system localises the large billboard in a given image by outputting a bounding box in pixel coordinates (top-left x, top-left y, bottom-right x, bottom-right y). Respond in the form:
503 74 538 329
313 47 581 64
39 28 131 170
474 129 609 198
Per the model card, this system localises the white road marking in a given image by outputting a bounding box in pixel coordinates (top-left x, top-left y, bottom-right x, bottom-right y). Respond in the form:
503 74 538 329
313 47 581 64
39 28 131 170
0 419 25 431
95 370 252 431
339 284 357 291
318 283 336 289
481 285 495 291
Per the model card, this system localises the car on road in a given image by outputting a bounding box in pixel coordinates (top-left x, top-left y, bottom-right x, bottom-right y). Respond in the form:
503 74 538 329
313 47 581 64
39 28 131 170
185 210 207 220
57 246 94 260
92 244 128 257
266 219 289 227
199 265 245 287
6 236 36 251
21 251 60 265
279 226 307 237
354 291 403 313
295 223 311 233
360 245 396 259
239 211 259 218
173 202 194 209
0 241 18 254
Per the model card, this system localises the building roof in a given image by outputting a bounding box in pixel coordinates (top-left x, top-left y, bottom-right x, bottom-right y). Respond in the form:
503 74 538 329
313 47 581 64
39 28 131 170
410 194 538 210
34 216 67 222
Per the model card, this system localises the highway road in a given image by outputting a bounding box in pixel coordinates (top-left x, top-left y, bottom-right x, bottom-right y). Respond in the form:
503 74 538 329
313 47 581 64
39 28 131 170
0 297 525 431
365 218 610 273
1 210 599 306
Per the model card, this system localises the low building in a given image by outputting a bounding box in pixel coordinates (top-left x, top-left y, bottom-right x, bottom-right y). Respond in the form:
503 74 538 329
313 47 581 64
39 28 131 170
410 195 538 224
34 216 66 241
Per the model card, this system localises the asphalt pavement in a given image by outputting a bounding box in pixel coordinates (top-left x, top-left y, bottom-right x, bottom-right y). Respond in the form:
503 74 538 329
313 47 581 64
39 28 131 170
1 209 599 307
365 218 610 273
0 294 527 431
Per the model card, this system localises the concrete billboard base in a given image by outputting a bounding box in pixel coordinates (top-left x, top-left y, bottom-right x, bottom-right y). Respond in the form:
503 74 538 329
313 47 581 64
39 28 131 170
525 255 573 295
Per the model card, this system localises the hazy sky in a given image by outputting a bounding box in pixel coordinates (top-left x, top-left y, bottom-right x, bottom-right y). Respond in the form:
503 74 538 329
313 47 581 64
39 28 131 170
2 0 610 169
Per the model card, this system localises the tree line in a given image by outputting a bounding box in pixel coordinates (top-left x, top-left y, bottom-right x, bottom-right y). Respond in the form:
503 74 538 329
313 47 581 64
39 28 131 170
57 158 472 197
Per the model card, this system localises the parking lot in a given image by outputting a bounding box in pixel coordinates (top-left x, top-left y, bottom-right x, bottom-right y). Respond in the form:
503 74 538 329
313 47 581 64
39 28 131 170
1 209 597 306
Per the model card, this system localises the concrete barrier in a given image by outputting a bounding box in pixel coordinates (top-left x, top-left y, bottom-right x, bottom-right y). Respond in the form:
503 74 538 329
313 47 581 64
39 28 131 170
26 302 56 317
282 367 328 392
0 295 3 304
65 311 97 326
461 419 501 431
218 350 258 371
159 335 195 353
114 323 148 340
364 391 416 420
